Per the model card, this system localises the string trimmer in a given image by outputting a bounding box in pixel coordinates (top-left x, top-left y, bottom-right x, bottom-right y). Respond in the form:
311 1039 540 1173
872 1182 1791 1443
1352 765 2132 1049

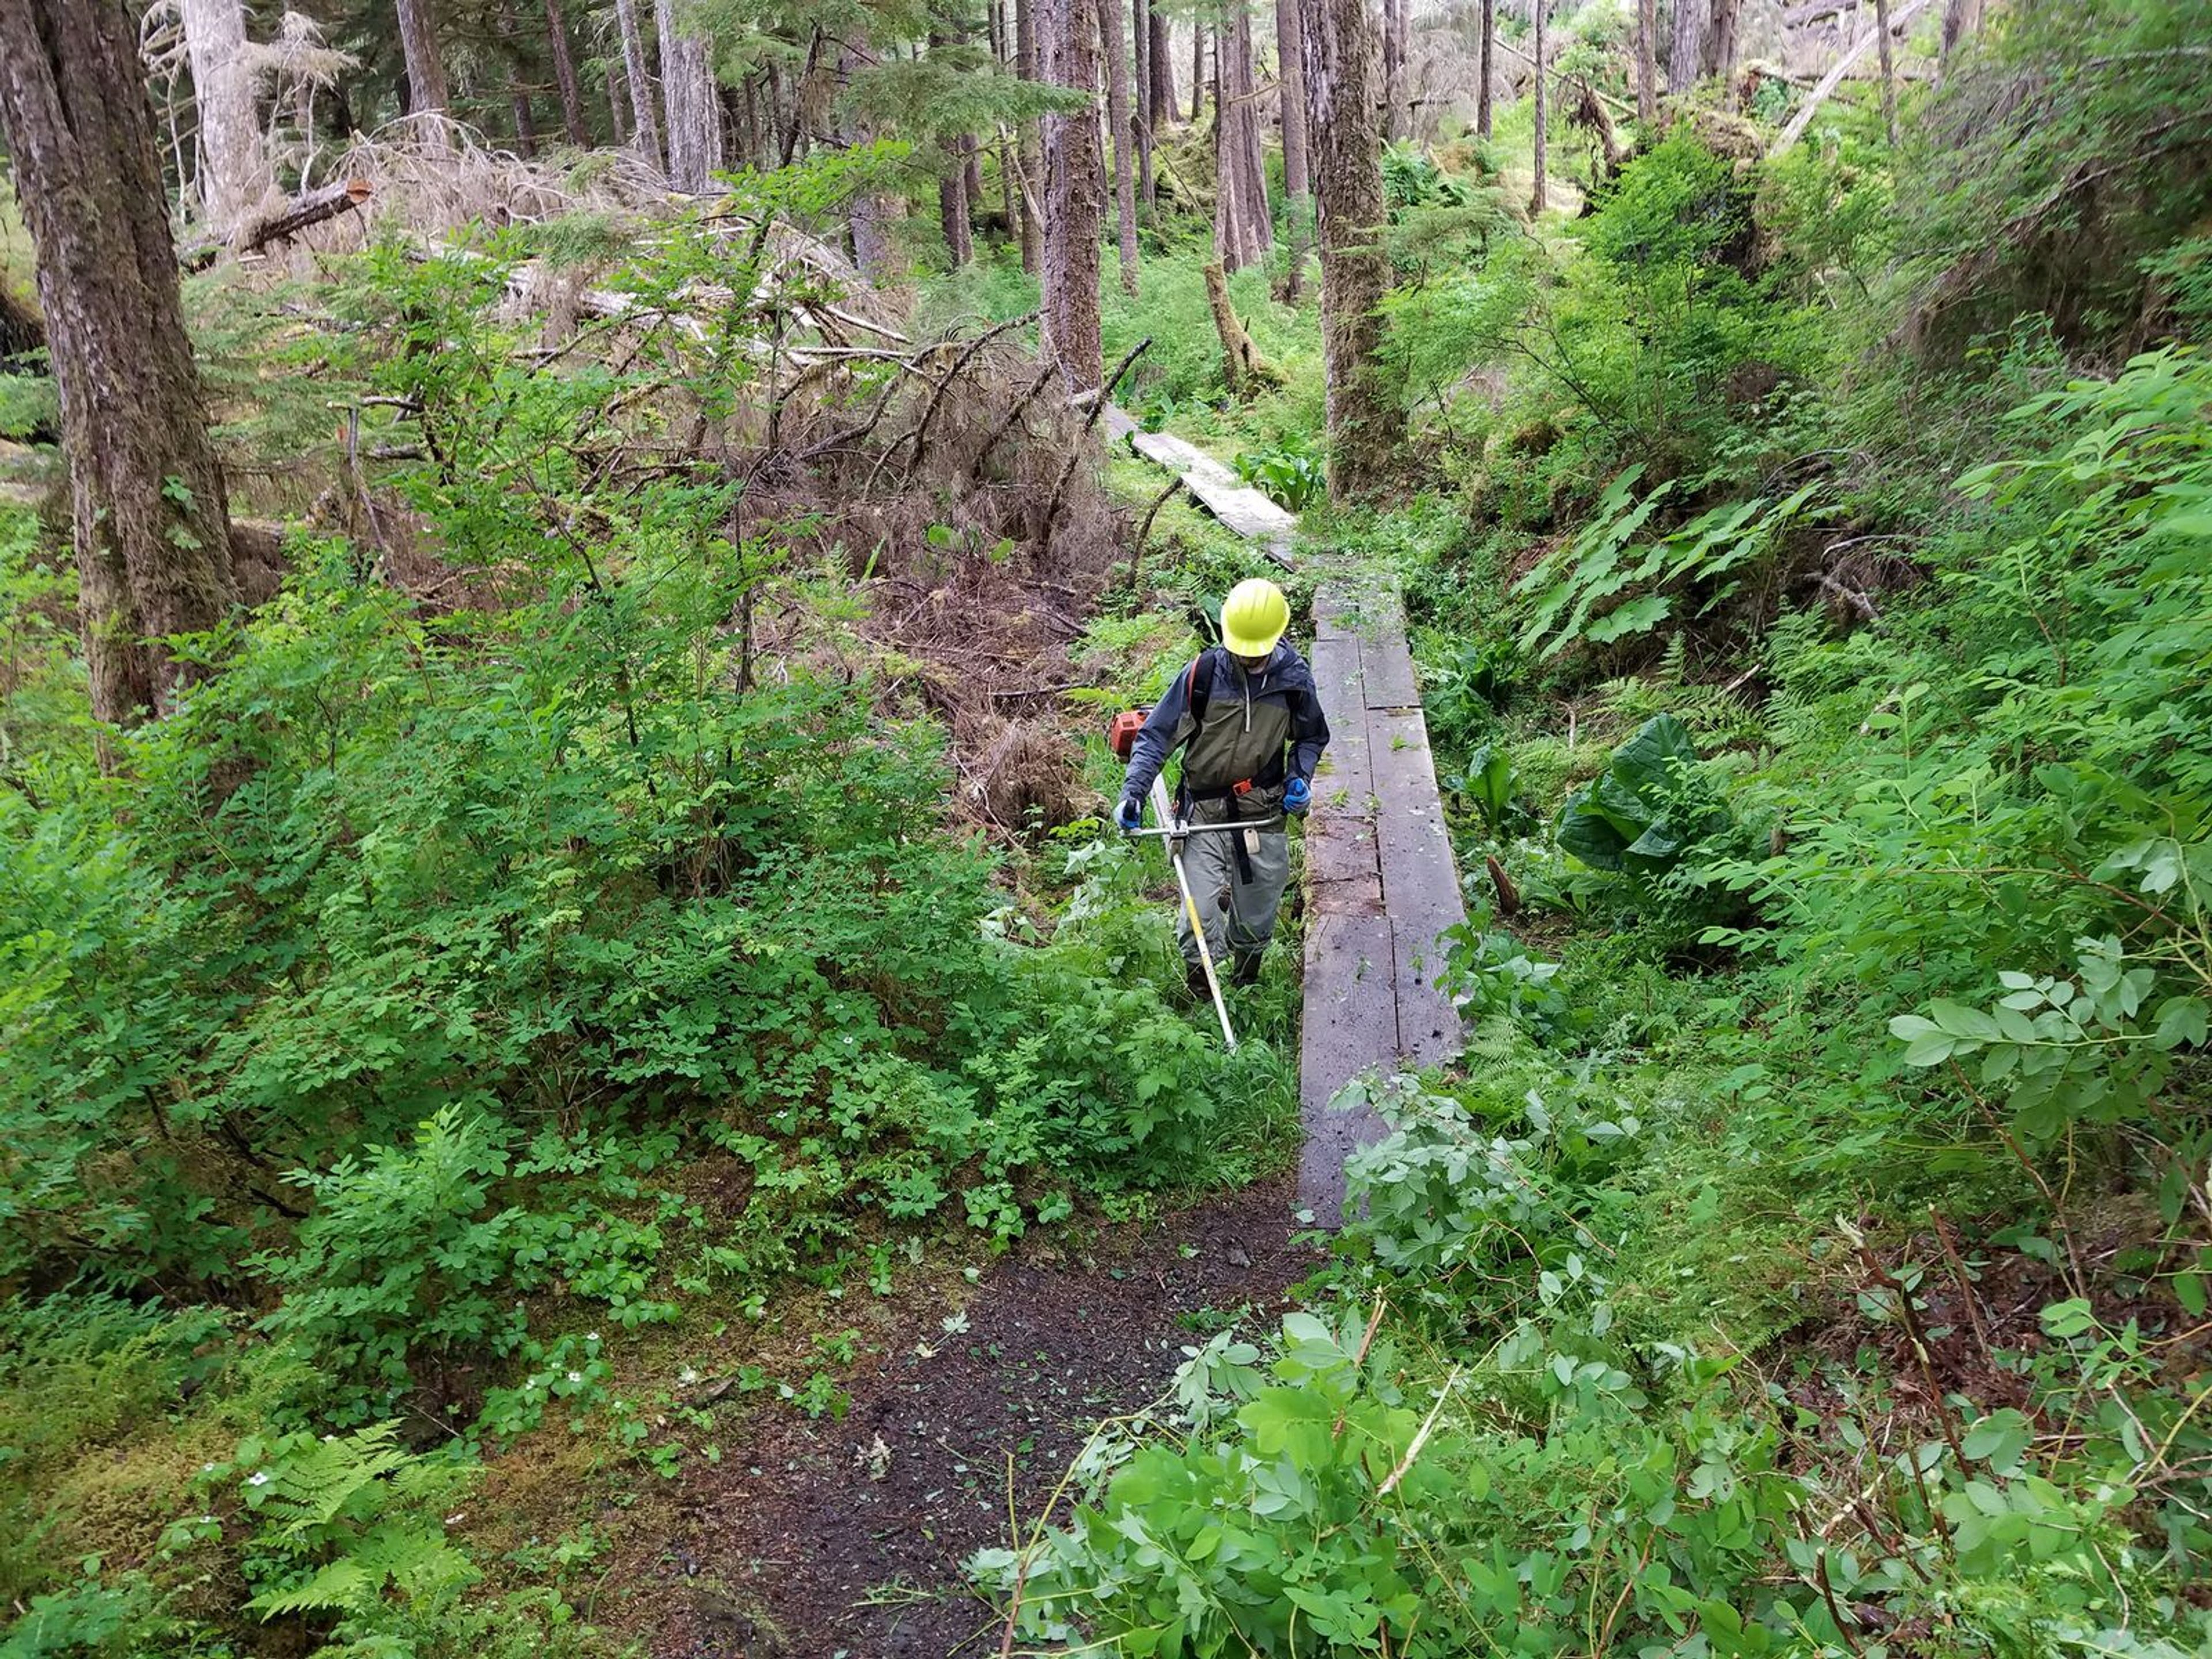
1107 712 1282 1052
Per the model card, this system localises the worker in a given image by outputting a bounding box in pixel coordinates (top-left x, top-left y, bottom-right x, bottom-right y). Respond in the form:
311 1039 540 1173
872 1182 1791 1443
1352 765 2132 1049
1115 578 1330 996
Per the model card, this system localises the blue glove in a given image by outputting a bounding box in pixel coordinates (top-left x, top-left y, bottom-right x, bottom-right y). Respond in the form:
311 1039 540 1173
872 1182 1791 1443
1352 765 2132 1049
1283 777 1311 816
1114 795 1144 833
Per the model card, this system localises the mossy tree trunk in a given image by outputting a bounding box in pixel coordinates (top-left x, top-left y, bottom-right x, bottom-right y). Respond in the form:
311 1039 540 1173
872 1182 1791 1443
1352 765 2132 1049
1298 0 1402 497
1043 0 1105 389
0 0 240 727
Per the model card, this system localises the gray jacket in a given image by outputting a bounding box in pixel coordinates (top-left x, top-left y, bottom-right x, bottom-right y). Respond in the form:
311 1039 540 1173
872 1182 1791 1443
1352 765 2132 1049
1122 643 1330 823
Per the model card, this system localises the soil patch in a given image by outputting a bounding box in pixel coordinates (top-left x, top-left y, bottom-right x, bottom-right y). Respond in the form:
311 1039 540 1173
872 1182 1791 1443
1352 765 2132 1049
652 1179 1320 1657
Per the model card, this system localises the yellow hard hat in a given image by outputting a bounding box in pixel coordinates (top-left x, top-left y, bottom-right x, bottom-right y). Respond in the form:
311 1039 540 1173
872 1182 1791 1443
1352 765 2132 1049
1220 578 1290 657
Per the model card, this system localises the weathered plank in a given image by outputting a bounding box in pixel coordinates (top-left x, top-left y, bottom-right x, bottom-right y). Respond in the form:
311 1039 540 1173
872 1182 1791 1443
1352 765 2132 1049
1306 634 1372 815
1358 628 1421 711
1296 910 1398 1218
1105 408 1298 566
1368 713 1466 1069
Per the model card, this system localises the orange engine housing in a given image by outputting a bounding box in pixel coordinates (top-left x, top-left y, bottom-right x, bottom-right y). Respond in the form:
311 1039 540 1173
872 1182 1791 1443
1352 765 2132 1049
1106 709 1148 761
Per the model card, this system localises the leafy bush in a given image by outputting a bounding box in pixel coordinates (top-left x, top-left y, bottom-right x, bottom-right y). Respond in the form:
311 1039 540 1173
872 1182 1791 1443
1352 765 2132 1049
1555 713 1732 879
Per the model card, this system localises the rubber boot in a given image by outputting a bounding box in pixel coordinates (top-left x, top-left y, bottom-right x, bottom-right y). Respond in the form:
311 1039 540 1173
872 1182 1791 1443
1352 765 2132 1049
1231 949 1264 987
1184 960 1210 1003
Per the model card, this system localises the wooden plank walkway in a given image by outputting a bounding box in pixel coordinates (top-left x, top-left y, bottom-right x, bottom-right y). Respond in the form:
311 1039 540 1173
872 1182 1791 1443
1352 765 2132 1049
1103 407 1298 568
1103 421 1465 1219
1298 577 1466 1217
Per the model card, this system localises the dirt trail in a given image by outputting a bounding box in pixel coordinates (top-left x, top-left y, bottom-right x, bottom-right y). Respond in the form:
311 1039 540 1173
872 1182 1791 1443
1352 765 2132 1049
653 1181 1318 1657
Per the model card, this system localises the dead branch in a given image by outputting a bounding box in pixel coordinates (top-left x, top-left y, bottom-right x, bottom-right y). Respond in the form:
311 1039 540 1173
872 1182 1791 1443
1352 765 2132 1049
182 177 372 270
969 358 1062 484
903 309 1041 475
1043 339 1152 543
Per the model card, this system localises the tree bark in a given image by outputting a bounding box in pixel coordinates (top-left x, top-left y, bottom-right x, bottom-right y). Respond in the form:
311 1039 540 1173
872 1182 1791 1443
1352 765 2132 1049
1275 0 1312 300
658 0 722 191
1299 0 1402 497
839 46 903 282
1874 0 1899 143
615 0 663 166
181 0 273 241
1043 0 1105 389
1636 0 1657 120
395 0 451 127
1702 0 1742 82
1100 0 1140 293
1938 0 1982 69
1132 0 1154 206
545 0 590 142
1214 9 1271 272
1476 0 1495 138
1381 0 1407 141
1188 20 1204 125
1017 0 1045 273
1668 0 1705 90
0 0 240 726
608 59 634 146
1205 256 1272 394
1149 5 1175 122
1529 0 1547 214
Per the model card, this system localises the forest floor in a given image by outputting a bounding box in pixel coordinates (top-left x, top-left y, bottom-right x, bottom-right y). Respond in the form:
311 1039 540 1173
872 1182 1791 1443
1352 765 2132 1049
638 1180 1320 1657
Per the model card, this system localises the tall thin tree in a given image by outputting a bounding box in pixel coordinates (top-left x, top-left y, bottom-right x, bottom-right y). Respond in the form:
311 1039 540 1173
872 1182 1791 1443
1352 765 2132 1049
615 0 663 166
658 0 723 190
1381 0 1407 141
1635 0 1656 122
545 0 590 142
1017 0 1045 272
395 0 452 128
1702 0 1742 82
1132 0 1154 204
181 0 274 241
1476 0 1494 139
1299 0 1402 495
1874 0 1900 143
1529 0 1547 214
1148 3 1175 122
0 0 241 727
1188 19 1204 124
1100 0 1141 292
1214 6 1270 271
1668 0 1705 90
1043 0 1105 388
1275 0 1312 299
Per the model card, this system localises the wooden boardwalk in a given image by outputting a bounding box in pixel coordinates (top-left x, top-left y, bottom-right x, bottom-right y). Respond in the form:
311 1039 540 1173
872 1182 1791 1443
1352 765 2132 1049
1297 576 1466 1217
1102 407 1298 567
1105 421 1464 1219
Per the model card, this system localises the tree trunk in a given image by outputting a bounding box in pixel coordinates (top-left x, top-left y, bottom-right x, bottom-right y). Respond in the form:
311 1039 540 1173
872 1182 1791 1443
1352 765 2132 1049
512 84 539 154
1874 0 1899 143
608 59 634 145
1668 0 1705 90
1702 0 1741 82
1017 0 1045 273
615 0 662 166
1299 0 1402 497
395 0 452 130
939 155 975 265
0 0 240 727
1938 0 1983 70
1636 0 1657 120
1205 256 1273 394
1149 5 1175 123
1043 0 1105 389
181 0 273 241
658 0 722 191
1529 0 1547 214
1215 8 1270 272
1100 0 1140 293
838 46 902 281
545 0 590 142
1381 0 1406 141
1275 0 1312 300
1189 21 1204 125
1476 0 1495 138
1132 0 1154 206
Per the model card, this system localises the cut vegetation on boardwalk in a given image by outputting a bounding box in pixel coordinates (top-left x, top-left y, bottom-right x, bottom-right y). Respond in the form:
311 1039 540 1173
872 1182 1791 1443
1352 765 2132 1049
3 0 2211 1656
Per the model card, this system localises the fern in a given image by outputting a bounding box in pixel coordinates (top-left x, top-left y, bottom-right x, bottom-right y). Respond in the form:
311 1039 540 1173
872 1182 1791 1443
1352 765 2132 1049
237 1422 479 1623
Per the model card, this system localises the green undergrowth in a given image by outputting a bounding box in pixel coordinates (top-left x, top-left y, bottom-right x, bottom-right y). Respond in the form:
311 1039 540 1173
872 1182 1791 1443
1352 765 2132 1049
982 3 2212 1652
